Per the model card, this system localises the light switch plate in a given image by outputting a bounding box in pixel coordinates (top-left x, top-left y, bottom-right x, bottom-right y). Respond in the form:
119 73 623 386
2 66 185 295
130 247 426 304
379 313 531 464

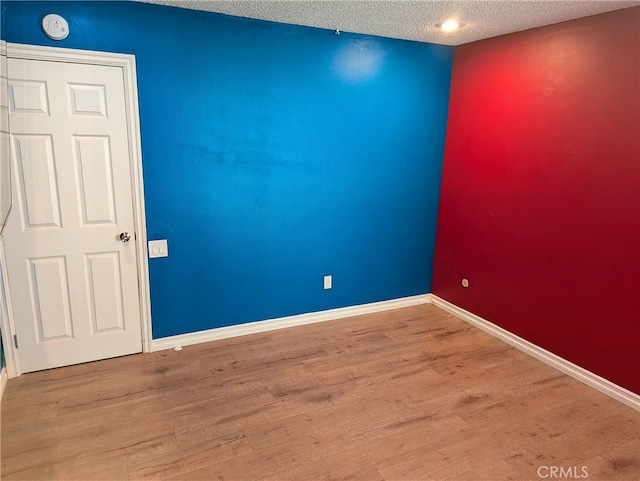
148 239 168 258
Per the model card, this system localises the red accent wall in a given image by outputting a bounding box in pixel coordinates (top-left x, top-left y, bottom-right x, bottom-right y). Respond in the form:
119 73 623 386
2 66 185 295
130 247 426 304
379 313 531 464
433 7 640 394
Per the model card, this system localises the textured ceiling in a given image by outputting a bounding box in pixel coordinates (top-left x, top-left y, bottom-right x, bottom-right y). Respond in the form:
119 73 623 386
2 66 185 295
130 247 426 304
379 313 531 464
134 0 639 46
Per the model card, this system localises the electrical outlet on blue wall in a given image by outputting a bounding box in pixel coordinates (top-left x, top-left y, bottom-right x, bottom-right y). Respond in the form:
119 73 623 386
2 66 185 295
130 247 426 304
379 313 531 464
148 239 168 259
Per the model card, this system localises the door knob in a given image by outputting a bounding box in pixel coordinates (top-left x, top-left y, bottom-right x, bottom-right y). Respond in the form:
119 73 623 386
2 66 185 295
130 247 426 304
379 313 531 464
120 232 131 243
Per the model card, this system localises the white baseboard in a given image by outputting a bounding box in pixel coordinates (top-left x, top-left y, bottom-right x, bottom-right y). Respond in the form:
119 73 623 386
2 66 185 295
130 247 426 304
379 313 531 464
151 294 432 352
0 367 7 403
431 295 640 411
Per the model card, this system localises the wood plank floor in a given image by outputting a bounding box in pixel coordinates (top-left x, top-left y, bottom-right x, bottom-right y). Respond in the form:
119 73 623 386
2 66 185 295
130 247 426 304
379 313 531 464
1 304 639 481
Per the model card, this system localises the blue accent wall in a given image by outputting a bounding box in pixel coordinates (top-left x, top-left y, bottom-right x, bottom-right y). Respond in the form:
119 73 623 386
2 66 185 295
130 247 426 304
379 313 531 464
1 0 5 41
1 2 5 41
4 1 453 339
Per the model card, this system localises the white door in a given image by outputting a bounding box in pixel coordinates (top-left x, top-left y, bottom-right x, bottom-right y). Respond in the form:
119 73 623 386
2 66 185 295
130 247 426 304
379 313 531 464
3 57 142 373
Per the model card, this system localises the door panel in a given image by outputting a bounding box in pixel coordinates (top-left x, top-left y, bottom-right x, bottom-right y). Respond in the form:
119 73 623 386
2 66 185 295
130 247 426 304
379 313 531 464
74 135 118 226
4 57 142 373
28 255 74 341
85 251 126 334
8 79 49 115
67 83 107 117
12 133 61 229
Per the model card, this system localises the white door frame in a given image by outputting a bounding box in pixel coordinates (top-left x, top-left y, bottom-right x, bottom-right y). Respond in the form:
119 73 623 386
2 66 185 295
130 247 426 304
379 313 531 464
0 43 152 378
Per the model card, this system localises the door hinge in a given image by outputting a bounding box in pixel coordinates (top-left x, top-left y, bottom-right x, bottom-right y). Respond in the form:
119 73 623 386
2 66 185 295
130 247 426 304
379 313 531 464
13 334 18 349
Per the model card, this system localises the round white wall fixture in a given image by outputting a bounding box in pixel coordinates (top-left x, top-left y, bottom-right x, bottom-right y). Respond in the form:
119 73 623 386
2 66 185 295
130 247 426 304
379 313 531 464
42 14 69 40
